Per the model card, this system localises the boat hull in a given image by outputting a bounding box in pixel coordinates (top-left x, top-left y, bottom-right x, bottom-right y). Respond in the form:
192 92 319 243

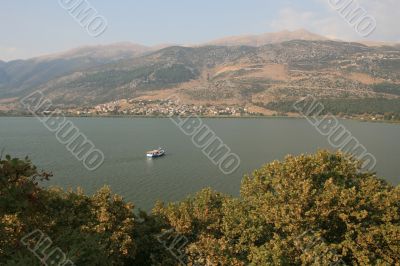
146 150 165 158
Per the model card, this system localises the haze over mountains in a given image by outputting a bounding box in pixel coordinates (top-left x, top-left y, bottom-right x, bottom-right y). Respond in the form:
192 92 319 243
0 30 322 98
0 43 158 99
0 29 399 115
204 29 328 47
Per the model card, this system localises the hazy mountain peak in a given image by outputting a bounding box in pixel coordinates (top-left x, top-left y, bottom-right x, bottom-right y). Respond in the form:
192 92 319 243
291 28 312 34
0 42 155 97
37 42 151 61
204 29 328 47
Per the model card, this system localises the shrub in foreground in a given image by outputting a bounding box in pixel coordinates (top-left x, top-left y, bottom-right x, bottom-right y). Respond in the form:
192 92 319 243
1 151 399 265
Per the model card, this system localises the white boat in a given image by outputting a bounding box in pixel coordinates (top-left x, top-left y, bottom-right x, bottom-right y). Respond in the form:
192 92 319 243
146 148 165 158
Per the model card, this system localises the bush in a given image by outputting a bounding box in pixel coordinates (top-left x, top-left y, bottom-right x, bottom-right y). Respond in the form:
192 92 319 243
154 151 400 265
1 151 399 265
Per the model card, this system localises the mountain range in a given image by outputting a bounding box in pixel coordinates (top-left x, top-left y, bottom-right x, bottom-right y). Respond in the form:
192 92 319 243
1 29 399 115
204 29 328 47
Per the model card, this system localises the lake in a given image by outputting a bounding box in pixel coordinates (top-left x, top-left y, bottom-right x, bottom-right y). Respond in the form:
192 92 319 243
1 117 399 211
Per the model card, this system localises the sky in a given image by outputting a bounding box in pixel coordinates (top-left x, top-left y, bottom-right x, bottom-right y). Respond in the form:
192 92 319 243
0 0 399 61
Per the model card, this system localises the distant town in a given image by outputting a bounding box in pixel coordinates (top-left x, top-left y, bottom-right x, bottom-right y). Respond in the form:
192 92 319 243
1 97 398 124
18 98 261 117
89 99 248 117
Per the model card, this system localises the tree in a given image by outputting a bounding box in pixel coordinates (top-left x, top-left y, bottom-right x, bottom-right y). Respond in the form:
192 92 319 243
1 151 399 265
154 151 400 265
0 155 136 265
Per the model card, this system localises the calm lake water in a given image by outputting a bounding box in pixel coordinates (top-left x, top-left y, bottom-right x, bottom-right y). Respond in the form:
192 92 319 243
1 117 399 210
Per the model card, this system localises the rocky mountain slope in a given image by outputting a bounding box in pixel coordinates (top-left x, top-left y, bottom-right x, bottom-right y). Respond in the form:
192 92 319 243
0 43 152 99
1 31 399 115
25 40 400 108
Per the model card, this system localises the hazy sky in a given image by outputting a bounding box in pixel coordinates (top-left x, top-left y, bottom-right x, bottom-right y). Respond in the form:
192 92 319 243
0 0 399 61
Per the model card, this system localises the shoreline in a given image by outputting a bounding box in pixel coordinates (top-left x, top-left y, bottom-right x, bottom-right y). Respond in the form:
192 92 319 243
1 114 400 124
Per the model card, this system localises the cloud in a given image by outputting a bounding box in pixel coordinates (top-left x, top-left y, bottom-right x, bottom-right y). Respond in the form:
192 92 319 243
269 0 400 41
269 7 358 40
0 46 18 61
0 46 17 53
353 0 400 40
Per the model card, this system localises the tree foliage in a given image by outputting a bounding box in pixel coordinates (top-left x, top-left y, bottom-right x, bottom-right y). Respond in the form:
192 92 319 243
0 156 136 265
266 98 400 118
153 151 400 265
1 151 399 265
372 83 400 96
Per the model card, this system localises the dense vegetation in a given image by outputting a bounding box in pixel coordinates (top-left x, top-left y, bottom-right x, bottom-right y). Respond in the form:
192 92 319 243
1 151 399 265
66 64 197 90
372 83 400 96
265 98 400 119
